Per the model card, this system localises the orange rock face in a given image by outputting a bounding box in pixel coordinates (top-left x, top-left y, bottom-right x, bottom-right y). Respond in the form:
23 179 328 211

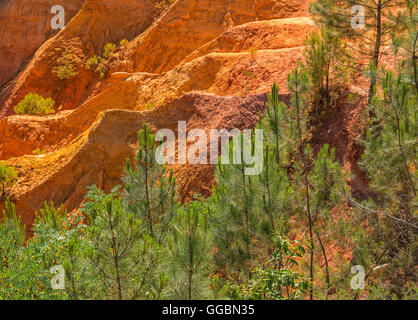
1 0 325 229
0 0 84 87
0 0 159 118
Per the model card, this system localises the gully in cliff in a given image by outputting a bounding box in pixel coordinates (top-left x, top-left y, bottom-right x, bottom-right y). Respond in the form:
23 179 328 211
154 121 263 176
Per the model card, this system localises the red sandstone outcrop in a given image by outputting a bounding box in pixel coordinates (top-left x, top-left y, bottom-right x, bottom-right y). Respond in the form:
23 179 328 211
0 0 85 87
0 0 159 118
0 0 376 231
3 92 270 229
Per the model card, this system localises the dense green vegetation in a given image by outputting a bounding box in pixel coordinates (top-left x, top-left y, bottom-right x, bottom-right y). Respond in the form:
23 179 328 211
14 93 55 115
0 0 416 300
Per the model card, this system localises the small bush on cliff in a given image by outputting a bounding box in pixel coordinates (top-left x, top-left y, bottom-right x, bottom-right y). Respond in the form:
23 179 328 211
86 42 119 80
86 55 107 79
14 93 55 115
53 50 79 80
0 162 17 199
103 43 117 59
120 39 129 46
32 148 46 155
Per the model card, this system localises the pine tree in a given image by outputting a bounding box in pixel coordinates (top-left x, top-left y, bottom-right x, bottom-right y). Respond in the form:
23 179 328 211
310 0 404 120
81 186 161 300
123 123 177 243
286 67 316 299
262 83 352 299
212 133 257 277
302 29 356 136
303 29 355 105
255 145 293 235
392 0 418 91
168 196 212 299
263 83 288 165
256 85 294 236
308 144 348 297
358 67 417 295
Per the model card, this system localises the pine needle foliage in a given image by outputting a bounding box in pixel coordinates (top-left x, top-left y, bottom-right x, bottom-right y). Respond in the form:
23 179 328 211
359 67 417 293
310 0 405 116
123 123 177 243
81 186 161 300
211 133 257 276
302 29 356 134
168 196 212 299
392 1 418 91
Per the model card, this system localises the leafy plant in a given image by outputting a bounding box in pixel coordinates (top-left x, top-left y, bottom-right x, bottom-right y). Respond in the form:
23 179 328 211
32 148 46 155
14 93 55 115
228 235 308 300
0 162 17 199
86 42 120 79
53 50 78 80
120 39 129 46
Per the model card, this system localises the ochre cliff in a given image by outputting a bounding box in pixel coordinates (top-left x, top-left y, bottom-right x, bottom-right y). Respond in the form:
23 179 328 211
0 0 84 87
0 0 372 232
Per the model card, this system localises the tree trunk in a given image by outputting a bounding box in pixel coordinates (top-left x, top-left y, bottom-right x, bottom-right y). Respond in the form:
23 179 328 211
109 214 123 300
315 229 330 298
265 157 275 230
367 0 383 121
294 77 314 300
144 148 154 237
412 33 418 91
241 151 251 259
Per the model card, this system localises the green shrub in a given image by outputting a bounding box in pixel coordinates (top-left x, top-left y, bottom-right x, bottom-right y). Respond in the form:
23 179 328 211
32 148 46 155
53 51 79 80
103 43 117 59
0 162 17 199
86 43 118 80
14 93 55 115
86 55 108 79
228 235 308 300
86 55 100 70
145 101 153 110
